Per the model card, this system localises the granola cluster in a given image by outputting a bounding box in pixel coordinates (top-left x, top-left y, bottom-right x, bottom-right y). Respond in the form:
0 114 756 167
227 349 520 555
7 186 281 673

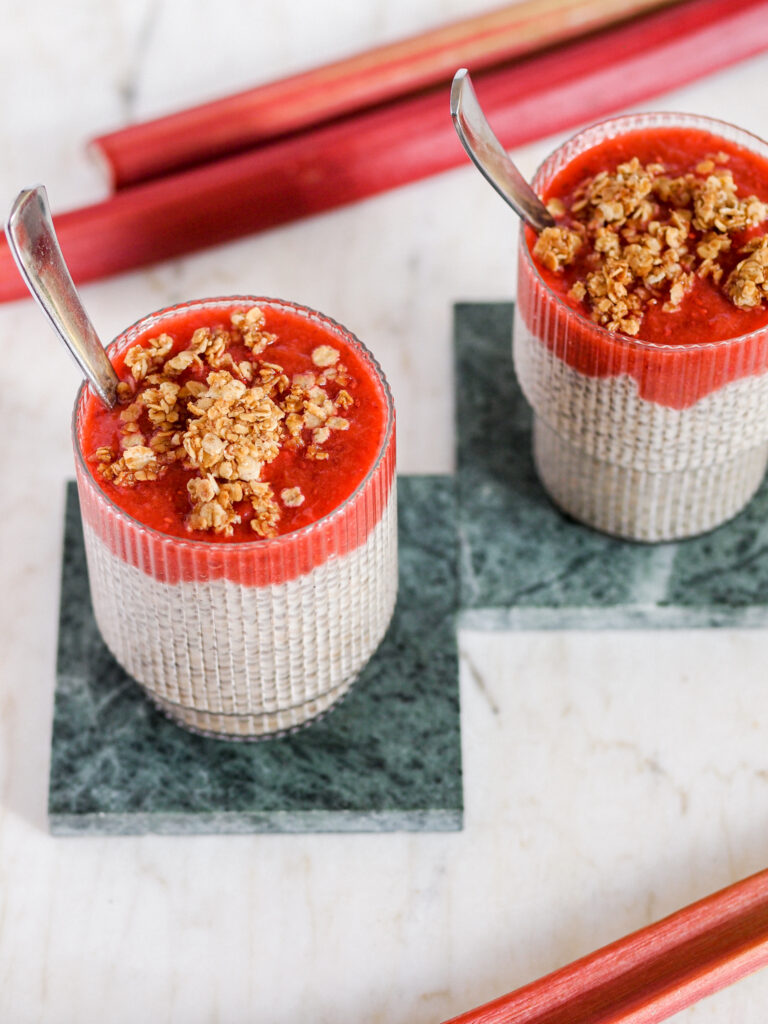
92 307 354 537
726 234 768 309
534 154 768 335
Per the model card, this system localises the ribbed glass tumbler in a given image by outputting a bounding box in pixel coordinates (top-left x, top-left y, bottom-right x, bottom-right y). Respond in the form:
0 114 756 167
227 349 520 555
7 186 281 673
515 112 768 542
73 297 397 739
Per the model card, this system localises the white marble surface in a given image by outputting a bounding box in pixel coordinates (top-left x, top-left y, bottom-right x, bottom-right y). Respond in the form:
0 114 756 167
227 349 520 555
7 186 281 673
4 2 768 1021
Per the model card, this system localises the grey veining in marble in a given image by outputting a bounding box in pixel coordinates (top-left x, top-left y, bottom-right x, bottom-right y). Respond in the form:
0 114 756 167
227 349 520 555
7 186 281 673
455 301 768 629
49 476 462 835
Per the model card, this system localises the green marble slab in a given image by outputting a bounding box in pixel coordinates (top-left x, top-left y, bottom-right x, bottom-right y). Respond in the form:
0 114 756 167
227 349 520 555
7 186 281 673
455 301 768 629
49 476 462 835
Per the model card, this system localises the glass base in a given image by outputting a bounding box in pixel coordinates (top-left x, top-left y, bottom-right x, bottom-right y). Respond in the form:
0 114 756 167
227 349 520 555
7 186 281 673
145 675 358 740
533 416 768 541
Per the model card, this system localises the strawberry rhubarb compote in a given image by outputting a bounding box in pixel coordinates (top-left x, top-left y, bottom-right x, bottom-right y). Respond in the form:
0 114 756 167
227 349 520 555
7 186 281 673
74 297 396 738
515 113 768 541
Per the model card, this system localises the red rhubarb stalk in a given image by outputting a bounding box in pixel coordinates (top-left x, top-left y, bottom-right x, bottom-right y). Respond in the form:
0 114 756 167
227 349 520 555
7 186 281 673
442 867 768 1024
92 0 677 188
2 0 768 302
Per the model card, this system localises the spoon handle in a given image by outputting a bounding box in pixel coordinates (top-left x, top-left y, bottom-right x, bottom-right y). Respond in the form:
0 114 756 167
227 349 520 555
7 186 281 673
5 186 119 409
450 68 555 234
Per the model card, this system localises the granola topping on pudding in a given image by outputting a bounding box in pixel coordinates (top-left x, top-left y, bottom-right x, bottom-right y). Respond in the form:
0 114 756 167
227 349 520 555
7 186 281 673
85 304 386 539
533 152 768 336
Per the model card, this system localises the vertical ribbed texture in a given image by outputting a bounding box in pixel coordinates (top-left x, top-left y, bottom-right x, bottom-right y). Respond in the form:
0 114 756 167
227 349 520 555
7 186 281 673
78 480 397 738
515 113 768 542
73 297 397 739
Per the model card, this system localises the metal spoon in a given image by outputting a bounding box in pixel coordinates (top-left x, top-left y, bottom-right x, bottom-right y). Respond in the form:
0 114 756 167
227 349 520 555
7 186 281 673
5 185 119 408
450 68 555 233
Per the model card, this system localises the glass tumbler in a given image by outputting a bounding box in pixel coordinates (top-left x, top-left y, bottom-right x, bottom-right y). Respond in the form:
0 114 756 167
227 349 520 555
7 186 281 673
514 112 768 542
73 297 397 739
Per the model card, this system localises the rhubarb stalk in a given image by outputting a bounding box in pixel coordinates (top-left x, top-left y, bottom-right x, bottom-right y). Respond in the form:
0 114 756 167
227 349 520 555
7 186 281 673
2 0 768 302
91 0 678 188
442 867 768 1024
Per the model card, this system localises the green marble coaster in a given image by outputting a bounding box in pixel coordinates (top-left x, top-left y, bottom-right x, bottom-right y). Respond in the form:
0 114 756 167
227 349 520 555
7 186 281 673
455 301 768 629
49 476 462 835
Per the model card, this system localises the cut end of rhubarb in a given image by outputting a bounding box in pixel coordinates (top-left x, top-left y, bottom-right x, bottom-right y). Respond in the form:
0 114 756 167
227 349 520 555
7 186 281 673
85 138 120 195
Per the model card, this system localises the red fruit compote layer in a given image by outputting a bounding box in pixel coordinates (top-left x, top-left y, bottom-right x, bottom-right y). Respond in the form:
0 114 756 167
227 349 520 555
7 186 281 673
74 297 397 738
515 113 768 541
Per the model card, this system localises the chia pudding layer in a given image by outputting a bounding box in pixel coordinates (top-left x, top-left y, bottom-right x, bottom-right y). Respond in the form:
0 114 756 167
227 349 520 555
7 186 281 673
74 297 396 739
515 113 768 542
76 479 397 738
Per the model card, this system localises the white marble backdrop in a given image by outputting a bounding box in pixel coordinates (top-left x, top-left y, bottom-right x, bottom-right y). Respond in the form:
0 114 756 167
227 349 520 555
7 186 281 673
3 1 768 1021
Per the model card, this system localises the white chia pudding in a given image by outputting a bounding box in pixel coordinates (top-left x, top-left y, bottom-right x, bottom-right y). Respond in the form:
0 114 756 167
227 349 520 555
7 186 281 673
78 482 397 738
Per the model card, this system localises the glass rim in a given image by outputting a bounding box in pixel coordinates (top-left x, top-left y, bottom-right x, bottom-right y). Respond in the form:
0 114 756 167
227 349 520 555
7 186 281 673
519 110 768 353
72 295 396 550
